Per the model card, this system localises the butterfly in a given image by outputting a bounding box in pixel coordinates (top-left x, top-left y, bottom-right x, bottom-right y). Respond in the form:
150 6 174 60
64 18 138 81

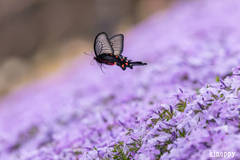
91 32 147 72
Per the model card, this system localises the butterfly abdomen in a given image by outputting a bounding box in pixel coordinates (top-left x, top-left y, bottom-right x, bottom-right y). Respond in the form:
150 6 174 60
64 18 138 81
114 57 147 70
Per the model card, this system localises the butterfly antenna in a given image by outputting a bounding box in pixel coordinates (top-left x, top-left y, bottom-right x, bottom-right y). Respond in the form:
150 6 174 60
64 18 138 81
91 51 94 56
84 52 94 56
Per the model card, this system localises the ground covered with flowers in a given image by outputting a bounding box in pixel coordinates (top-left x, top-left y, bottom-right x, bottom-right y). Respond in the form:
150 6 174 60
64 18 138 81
1 0 240 159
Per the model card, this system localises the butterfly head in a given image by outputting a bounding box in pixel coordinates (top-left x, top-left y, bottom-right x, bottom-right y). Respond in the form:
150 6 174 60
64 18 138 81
94 56 100 63
94 56 98 62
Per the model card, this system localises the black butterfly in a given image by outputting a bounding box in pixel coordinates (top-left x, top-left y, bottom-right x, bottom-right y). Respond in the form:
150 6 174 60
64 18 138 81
92 32 147 71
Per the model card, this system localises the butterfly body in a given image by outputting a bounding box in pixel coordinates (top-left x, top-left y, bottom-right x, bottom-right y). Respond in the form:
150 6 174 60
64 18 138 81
94 53 133 70
94 54 115 66
93 32 147 71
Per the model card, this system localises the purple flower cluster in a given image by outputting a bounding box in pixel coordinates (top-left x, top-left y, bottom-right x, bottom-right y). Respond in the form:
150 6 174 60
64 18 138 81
1 0 240 159
91 67 240 159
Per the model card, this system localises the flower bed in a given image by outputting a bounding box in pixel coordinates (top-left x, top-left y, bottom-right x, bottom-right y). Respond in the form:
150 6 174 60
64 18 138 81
1 0 240 159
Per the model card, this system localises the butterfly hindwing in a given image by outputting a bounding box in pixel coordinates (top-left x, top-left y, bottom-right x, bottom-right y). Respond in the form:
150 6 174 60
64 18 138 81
109 34 124 56
94 32 113 56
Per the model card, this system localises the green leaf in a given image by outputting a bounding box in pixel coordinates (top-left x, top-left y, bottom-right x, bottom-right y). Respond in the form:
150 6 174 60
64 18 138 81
193 110 203 114
216 76 220 82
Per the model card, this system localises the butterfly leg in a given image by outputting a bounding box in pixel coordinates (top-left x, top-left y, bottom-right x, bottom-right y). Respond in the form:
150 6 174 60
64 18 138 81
100 64 106 74
102 64 107 69
96 62 106 74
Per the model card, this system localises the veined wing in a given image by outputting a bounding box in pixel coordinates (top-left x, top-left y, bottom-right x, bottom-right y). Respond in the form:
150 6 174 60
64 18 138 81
109 34 124 55
94 32 113 56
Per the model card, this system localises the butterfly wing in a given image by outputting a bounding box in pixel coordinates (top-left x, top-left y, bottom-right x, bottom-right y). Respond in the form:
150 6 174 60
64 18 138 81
109 34 124 55
94 32 113 56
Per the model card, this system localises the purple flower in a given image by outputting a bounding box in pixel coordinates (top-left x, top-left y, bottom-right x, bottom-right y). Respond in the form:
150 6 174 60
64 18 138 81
2 0 240 159
232 65 240 75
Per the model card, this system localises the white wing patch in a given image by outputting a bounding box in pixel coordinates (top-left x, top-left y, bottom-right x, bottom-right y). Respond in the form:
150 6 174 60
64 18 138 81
109 34 124 55
94 32 113 56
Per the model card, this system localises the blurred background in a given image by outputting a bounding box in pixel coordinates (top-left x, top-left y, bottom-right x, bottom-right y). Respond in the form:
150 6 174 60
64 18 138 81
0 0 175 96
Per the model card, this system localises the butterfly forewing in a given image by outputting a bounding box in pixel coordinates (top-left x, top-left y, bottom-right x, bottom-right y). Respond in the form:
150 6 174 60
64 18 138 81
109 34 124 55
94 32 113 56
